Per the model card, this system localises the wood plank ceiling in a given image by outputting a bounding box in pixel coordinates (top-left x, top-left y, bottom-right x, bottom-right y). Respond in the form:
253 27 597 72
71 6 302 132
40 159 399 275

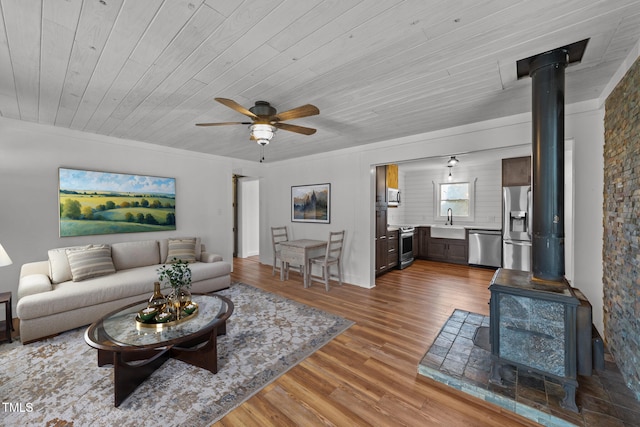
1 0 639 163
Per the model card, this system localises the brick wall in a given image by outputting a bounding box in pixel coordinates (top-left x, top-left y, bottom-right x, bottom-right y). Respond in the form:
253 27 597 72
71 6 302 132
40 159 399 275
603 55 640 399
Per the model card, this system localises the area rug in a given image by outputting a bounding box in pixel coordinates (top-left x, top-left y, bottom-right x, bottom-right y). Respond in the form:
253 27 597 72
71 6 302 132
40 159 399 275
0 282 354 426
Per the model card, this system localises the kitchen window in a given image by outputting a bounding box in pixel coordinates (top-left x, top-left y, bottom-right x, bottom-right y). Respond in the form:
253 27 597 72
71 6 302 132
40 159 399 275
434 179 476 222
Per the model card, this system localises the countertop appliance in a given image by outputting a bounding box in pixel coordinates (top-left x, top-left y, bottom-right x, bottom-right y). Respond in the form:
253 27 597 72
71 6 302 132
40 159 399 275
503 185 532 271
468 229 502 268
398 226 414 269
388 188 400 207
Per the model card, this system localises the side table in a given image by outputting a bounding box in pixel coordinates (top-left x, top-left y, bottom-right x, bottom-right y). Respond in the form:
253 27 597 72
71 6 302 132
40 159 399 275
0 291 14 343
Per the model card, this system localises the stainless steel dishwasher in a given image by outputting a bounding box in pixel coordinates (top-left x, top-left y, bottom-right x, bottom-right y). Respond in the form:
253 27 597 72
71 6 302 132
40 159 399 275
468 229 502 267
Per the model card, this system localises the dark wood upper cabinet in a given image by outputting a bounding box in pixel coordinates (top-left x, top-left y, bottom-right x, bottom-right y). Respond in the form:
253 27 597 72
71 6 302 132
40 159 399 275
376 165 387 206
502 156 531 186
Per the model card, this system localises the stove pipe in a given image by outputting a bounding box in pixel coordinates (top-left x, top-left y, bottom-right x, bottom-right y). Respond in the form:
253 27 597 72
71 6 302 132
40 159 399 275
529 48 568 282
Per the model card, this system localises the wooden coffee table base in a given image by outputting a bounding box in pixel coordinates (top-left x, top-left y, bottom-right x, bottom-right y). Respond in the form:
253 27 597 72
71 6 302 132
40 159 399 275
97 321 227 407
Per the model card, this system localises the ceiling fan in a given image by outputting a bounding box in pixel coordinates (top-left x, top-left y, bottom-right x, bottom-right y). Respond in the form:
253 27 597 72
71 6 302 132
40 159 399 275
196 98 320 147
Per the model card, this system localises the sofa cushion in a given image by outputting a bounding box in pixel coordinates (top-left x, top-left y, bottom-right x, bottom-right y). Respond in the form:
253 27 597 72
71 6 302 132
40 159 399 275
16 260 232 321
17 265 168 320
189 260 231 282
48 245 90 284
66 245 116 281
165 238 196 263
17 274 53 299
111 240 160 270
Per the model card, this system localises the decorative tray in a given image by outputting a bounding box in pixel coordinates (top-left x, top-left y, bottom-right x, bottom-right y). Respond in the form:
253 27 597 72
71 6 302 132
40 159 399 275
135 303 198 331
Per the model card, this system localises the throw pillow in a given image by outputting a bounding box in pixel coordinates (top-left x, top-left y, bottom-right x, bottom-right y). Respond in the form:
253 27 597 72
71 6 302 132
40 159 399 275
111 240 160 270
166 238 196 263
48 245 90 283
66 245 116 282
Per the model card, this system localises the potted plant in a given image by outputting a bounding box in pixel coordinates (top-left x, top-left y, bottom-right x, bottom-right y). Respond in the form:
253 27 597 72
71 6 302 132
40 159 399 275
157 258 192 318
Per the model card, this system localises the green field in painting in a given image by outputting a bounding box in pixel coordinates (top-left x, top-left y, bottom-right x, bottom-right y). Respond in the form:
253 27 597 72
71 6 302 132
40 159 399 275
97 207 174 222
59 191 176 237
60 194 175 209
60 220 174 237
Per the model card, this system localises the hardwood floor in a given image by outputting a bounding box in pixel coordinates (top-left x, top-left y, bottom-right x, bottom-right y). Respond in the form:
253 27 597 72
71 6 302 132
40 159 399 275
215 258 540 427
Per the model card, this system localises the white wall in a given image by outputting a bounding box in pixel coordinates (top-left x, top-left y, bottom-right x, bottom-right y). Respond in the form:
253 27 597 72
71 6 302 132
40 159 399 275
0 117 258 317
260 107 606 333
259 153 366 286
565 109 605 333
397 145 531 228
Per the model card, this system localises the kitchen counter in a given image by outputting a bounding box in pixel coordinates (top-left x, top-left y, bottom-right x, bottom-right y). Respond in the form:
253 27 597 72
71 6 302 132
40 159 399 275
391 224 502 231
386 224 502 267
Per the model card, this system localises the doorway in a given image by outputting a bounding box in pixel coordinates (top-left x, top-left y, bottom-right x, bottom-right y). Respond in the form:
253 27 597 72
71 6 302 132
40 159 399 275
234 175 260 258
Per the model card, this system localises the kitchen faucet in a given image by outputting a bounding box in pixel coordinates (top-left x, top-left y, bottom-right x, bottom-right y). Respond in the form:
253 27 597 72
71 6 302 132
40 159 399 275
446 208 453 225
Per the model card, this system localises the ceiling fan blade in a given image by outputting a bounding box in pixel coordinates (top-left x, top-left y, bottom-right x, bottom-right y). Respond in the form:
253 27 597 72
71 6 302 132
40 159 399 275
214 98 258 119
275 122 317 135
195 121 251 126
275 104 319 122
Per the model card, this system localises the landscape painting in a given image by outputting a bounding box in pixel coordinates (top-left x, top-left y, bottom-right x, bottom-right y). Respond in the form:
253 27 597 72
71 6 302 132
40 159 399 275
291 183 330 223
59 168 176 237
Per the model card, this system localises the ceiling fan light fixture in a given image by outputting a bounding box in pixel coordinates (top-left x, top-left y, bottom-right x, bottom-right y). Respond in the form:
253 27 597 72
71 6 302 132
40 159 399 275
250 124 276 143
448 165 453 181
447 156 459 166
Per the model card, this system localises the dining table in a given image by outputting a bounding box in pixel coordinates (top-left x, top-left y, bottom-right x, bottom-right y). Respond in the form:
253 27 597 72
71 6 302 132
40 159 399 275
279 239 327 288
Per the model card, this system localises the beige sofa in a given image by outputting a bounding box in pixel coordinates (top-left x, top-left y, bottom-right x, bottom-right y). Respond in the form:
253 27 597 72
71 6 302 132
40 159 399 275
16 237 231 344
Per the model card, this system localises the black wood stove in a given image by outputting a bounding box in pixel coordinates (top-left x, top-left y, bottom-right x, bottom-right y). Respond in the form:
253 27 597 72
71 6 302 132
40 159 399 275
487 41 591 413
489 268 580 412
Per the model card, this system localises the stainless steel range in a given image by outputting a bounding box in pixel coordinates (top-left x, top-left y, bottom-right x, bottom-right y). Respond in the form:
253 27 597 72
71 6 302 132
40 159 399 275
398 226 414 269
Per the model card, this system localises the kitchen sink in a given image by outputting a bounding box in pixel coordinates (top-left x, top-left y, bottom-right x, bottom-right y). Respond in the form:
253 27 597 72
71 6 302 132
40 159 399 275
430 225 466 239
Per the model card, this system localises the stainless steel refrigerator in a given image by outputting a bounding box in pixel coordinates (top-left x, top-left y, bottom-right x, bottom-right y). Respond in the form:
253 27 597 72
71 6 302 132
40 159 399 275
502 185 532 271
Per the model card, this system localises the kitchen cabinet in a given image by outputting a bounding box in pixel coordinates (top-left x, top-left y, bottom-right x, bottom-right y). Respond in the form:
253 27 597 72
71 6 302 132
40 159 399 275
375 206 388 238
386 164 398 189
375 165 388 275
376 240 388 275
502 156 531 186
387 229 398 269
426 229 468 265
426 239 447 261
415 227 430 259
375 210 388 275
446 240 468 264
376 165 388 206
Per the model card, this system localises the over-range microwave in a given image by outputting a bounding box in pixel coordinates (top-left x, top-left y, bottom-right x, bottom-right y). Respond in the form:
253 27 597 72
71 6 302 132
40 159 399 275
388 188 401 206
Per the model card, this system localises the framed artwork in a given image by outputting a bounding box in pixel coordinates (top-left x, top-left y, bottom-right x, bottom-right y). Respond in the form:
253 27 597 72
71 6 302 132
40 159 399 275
59 168 176 237
291 183 331 223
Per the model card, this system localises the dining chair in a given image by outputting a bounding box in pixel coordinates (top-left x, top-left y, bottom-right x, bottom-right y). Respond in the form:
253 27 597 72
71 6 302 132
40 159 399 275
308 230 345 291
271 226 303 278
271 226 289 276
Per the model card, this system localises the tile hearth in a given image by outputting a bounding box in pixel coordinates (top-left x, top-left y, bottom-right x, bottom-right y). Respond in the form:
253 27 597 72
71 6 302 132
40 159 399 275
418 310 640 427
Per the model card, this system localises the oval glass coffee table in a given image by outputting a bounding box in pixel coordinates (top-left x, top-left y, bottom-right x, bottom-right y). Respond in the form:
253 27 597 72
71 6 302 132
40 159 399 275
85 294 233 407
